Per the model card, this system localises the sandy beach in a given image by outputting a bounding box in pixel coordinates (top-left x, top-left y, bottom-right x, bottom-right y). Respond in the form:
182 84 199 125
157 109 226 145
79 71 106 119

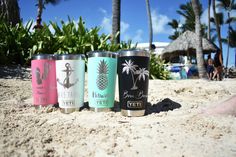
0 67 236 157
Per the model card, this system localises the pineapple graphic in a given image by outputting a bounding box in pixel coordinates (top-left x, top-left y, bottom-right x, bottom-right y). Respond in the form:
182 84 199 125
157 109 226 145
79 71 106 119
96 60 108 90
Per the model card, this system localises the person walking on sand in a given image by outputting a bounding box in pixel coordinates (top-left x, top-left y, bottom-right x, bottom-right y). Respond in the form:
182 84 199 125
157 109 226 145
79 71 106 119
206 54 214 80
213 50 223 81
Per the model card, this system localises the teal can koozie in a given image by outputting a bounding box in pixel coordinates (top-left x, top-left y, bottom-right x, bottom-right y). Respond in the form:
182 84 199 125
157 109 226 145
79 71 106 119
88 51 117 112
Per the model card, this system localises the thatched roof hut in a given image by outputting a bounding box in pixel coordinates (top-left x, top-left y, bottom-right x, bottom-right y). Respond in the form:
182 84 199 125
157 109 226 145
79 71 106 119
162 31 219 59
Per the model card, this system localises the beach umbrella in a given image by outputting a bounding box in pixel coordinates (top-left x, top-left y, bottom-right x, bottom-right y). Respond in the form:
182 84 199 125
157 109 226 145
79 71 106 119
161 31 219 59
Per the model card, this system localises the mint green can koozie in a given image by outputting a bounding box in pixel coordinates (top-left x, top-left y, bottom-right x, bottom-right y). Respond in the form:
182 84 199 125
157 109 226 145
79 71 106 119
88 51 117 112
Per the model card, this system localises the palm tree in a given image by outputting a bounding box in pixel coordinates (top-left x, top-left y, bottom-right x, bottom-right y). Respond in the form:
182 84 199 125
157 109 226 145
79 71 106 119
0 0 20 26
168 2 208 41
210 12 224 35
168 19 181 40
112 0 120 44
122 60 138 89
145 0 153 50
192 0 206 78
132 67 149 90
175 1 207 37
208 0 212 40
217 0 236 68
177 2 203 32
213 0 223 65
228 27 236 48
229 27 236 67
122 59 149 90
34 0 61 29
137 68 149 81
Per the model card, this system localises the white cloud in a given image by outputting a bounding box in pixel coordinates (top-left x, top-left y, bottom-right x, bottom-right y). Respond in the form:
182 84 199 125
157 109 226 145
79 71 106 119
214 0 225 13
151 9 171 34
99 8 142 42
201 6 214 25
100 9 130 36
133 29 143 42
179 16 186 25
201 1 223 25
231 10 236 18
99 8 108 15
123 29 143 43
121 21 129 34
201 2 236 27
101 16 112 34
123 33 131 41
201 9 209 25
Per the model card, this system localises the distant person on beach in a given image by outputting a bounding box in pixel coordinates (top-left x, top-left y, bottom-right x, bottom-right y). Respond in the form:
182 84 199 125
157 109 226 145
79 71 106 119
203 95 236 116
213 50 223 81
33 17 43 30
206 54 214 80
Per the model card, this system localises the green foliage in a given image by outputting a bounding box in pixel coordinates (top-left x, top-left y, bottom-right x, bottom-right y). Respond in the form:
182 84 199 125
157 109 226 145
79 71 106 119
217 0 236 12
0 19 33 65
167 19 181 40
229 27 236 47
176 2 199 32
30 17 136 57
0 17 135 65
210 12 224 25
168 31 181 40
0 16 170 80
30 22 59 57
149 52 170 80
168 1 207 40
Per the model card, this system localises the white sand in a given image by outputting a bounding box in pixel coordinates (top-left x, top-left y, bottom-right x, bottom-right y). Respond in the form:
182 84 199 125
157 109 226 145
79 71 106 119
0 72 236 157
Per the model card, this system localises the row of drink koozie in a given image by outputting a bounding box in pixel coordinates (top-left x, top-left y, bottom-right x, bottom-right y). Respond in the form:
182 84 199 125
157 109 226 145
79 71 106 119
31 50 150 117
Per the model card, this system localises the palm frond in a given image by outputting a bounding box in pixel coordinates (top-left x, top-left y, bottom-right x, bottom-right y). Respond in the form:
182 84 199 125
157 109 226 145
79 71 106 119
44 0 61 5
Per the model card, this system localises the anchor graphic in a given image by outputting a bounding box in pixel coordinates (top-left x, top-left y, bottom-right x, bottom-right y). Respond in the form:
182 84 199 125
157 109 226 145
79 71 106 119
57 63 78 88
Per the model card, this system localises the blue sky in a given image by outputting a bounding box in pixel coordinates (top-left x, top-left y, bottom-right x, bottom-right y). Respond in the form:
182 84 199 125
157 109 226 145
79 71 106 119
19 0 235 66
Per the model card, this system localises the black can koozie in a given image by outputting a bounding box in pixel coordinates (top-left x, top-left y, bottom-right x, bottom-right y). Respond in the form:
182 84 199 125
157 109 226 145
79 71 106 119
118 50 150 117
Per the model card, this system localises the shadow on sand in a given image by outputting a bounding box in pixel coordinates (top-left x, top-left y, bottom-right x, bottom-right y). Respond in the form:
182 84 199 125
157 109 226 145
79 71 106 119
145 98 181 115
81 98 181 115
0 66 31 79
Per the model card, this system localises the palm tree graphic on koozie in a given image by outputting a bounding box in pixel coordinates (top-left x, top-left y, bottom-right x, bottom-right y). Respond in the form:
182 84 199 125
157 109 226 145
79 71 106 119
122 60 149 90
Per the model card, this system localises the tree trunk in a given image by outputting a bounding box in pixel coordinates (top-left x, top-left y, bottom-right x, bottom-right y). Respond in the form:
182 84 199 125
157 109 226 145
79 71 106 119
145 0 153 51
37 0 43 20
33 0 43 29
192 0 206 78
112 0 120 44
207 0 211 40
226 11 230 69
213 0 223 65
235 49 236 67
0 0 20 26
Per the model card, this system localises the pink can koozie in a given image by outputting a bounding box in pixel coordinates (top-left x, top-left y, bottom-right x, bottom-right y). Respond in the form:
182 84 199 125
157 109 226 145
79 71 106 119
31 54 58 107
